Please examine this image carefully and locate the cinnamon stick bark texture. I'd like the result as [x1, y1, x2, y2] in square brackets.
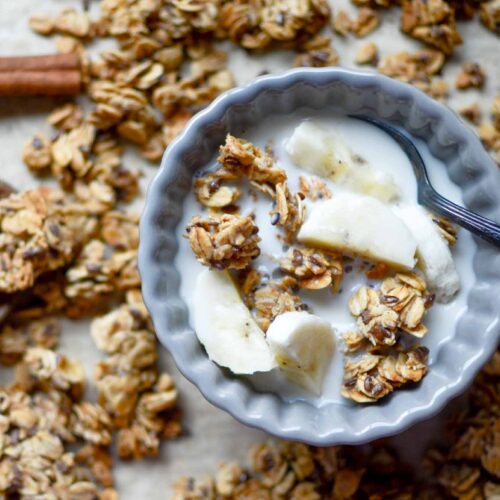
[0, 53, 81, 96]
[0, 53, 80, 73]
[0, 70, 81, 96]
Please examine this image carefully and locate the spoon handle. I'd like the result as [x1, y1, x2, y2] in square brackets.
[421, 187, 500, 247]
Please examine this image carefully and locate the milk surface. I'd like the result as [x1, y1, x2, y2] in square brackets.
[175, 111, 476, 407]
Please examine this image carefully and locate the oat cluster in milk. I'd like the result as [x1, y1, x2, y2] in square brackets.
[182, 118, 462, 404]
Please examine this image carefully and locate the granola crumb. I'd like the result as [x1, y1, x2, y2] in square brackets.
[350, 8, 380, 37]
[456, 63, 486, 90]
[459, 102, 482, 125]
[355, 42, 379, 65]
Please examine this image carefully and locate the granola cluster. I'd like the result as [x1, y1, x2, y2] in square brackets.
[172, 348, 499, 498]
[400, 0, 463, 55]
[279, 247, 343, 292]
[341, 273, 433, 403]
[347, 273, 433, 348]
[341, 347, 429, 402]
[0, 188, 97, 294]
[186, 214, 261, 270]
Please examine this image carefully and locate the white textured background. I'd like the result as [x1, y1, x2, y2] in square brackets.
[0, 1, 498, 497]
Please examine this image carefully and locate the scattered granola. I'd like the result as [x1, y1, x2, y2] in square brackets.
[91, 291, 181, 459]
[348, 273, 433, 347]
[456, 63, 486, 90]
[186, 214, 261, 270]
[13, 0, 500, 495]
[0, 347, 116, 498]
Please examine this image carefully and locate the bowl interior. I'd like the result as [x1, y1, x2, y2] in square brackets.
[139, 68, 500, 445]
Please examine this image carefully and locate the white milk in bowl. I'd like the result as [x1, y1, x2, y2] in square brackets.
[175, 111, 476, 407]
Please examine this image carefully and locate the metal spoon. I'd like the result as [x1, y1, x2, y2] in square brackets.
[349, 114, 500, 248]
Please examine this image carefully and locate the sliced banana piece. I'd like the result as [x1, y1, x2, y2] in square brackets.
[286, 120, 351, 180]
[193, 269, 277, 374]
[397, 205, 460, 303]
[286, 121, 398, 202]
[298, 193, 417, 269]
[266, 311, 335, 395]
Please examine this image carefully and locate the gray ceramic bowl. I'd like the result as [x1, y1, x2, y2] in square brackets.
[139, 68, 500, 446]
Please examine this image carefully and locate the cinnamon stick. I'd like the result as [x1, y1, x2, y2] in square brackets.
[0, 53, 80, 73]
[0, 70, 81, 96]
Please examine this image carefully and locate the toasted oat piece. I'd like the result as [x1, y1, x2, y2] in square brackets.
[186, 214, 260, 270]
[298, 175, 332, 201]
[431, 214, 458, 245]
[280, 247, 343, 292]
[378, 49, 445, 82]
[0, 317, 60, 366]
[350, 8, 380, 37]
[294, 35, 339, 68]
[22, 134, 53, 173]
[456, 63, 486, 90]
[355, 42, 379, 65]
[492, 94, 500, 130]
[480, 0, 500, 34]
[194, 170, 240, 208]
[270, 182, 305, 243]
[348, 273, 434, 346]
[458, 102, 482, 125]
[333, 9, 352, 36]
[341, 346, 429, 403]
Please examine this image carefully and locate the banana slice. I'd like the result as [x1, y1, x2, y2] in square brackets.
[266, 311, 335, 395]
[298, 193, 417, 269]
[397, 205, 460, 303]
[286, 121, 398, 202]
[286, 120, 351, 180]
[193, 269, 277, 374]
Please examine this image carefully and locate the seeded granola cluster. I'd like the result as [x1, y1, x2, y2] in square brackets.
[186, 214, 261, 270]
